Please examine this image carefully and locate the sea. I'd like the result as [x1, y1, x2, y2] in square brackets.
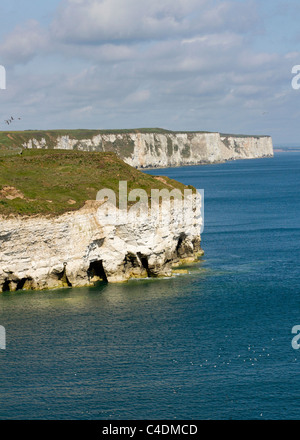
[0, 152, 299, 420]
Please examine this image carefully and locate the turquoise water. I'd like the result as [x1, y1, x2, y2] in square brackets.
[0, 152, 300, 420]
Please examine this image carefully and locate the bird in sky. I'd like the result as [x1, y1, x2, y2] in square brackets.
[2, 116, 21, 126]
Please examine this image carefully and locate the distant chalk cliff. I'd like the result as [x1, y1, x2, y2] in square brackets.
[21, 130, 274, 168]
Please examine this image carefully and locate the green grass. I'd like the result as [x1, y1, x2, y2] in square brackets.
[0, 128, 174, 153]
[0, 149, 193, 217]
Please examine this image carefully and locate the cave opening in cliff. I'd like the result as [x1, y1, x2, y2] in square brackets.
[2, 279, 11, 292]
[137, 253, 154, 278]
[124, 252, 139, 269]
[16, 277, 32, 291]
[88, 260, 108, 283]
[57, 264, 72, 287]
[176, 233, 187, 257]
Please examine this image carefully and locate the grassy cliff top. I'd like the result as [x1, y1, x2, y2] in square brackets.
[0, 149, 193, 217]
[0, 128, 173, 154]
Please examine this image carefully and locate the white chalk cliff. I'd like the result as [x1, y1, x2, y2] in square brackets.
[0, 196, 203, 292]
[22, 131, 274, 168]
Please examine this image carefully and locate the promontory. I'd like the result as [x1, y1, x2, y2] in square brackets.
[0, 128, 273, 292]
[0, 150, 203, 292]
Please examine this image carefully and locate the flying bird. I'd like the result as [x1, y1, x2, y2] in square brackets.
[2, 116, 21, 126]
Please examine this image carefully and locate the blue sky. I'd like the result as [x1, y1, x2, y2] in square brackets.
[0, 0, 300, 145]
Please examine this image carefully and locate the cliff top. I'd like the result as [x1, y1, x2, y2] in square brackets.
[0, 149, 192, 217]
[0, 128, 271, 156]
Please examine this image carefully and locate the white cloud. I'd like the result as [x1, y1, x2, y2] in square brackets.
[51, 0, 204, 43]
[125, 89, 151, 104]
[0, 20, 48, 65]
[50, 0, 258, 44]
[0, 0, 298, 143]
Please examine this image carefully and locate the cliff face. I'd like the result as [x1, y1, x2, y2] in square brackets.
[0, 196, 203, 292]
[22, 131, 274, 168]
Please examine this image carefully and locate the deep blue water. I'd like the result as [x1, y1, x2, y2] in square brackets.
[0, 152, 300, 420]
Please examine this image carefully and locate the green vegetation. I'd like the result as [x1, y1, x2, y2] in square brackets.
[0, 128, 174, 154]
[181, 144, 191, 158]
[167, 137, 173, 156]
[0, 149, 193, 217]
[104, 136, 135, 158]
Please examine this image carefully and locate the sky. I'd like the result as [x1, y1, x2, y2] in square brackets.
[1, 0, 300, 145]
